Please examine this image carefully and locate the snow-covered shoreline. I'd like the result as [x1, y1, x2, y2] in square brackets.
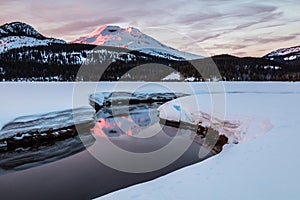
[97, 82, 300, 200]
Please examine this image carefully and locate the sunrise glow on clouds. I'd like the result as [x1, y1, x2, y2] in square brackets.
[1, 0, 299, 57]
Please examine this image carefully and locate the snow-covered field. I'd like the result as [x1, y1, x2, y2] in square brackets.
[1, 81, 298, 128]
[94, 82, 300, 200]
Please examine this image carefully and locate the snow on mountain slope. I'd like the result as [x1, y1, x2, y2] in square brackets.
[0, 36, 66, 53]
[264, 45, 300, 63]
[265, 46, 300, 57]
[0, 22, 66, 53]
[71, 25, 202, 61]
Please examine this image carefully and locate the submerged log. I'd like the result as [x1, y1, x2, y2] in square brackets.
[0, 122, 93, 153]
[159, 119, 229, 154]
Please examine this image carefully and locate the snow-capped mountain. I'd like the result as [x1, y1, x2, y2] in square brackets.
[0, 22, 66, 53]
[0, 21, 45, 39]
[71, 25, 202, 61]
[264, 45, 300, 64]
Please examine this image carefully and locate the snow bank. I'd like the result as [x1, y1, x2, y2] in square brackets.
[98, 83, 300, 200]
[158, 94, 274, 143]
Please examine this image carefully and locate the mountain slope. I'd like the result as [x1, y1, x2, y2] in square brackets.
[71, 25, 202, 61]
[263, 45, 300, 64]
[0, 22, 66, 53]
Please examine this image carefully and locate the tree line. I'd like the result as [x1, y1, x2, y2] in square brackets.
[0, 44, 299, 81]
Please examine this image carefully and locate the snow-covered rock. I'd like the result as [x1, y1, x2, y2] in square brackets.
[0, 107, 95, 140]
[89, 91, 187, 109]
[158, 94, 274, 144]
[71, 25, 202, 61]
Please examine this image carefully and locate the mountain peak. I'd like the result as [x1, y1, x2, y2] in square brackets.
[0, 22, 66, 53]
[0, 21, 45, 39]
[72, 25, 142, 47]
[71, 24, 202, 60]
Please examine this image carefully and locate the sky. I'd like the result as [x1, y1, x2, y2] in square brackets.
[1, 0, 299, 57]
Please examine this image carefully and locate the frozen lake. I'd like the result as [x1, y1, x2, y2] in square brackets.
[1, 81, 299, 129]
[0, 81, 299, 199]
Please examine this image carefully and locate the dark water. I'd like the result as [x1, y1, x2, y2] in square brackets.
[0, 131, 212, 200]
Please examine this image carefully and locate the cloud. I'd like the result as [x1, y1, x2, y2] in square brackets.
[256, 23, 285, 30]
[197, 33, 223, 43]
[231, 7, 283, 31]
[176, 13, 223, 24]
[0, 0, 19, 4]
[233, 51, 248, 57]
[47, 17, 125, 35]
[243, 35, 297, 44]
[214, 44, 248, 51]
[0, 0, 299, 57]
